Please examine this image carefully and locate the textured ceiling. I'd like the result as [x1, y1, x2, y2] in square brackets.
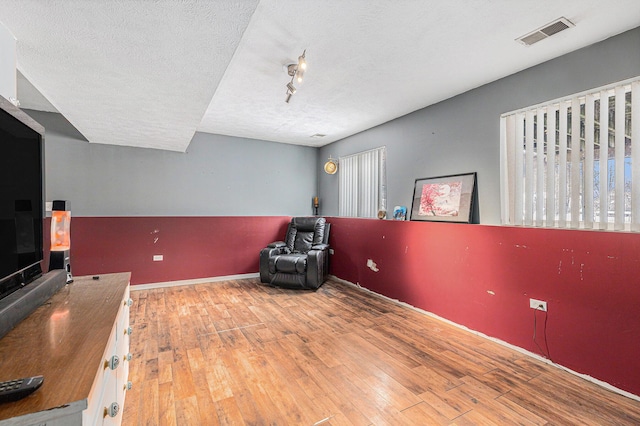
[1, 1, 640, 151]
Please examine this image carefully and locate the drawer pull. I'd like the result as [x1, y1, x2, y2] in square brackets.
[125, 326, 133, 336]
[104, 401, 120, 418]
[125, 381, 133, 391]
[126, 353, 133, 361]
[126, 298, 133, 307]
[104, 355, 120, 370]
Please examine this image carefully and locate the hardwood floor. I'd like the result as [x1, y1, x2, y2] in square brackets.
[122, 278, 640, 425]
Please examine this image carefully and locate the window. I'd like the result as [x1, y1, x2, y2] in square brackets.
[501, 77, 640, 231]
[339, 147, 387, 218]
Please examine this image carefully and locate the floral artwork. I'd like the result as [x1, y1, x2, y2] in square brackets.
[410, 173, 476, 223]
[419, 182, 461, 217]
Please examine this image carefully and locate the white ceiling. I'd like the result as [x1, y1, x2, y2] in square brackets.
[1, 1, 639, 152]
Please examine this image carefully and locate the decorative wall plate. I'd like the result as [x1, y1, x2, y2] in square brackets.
[324, 159, 338, 174]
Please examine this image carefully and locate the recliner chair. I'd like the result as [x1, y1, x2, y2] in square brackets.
[259, 217, 330, 289]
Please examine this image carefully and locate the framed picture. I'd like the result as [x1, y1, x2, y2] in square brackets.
[392, 206, 407, 220]
[410, 172, 477, 223]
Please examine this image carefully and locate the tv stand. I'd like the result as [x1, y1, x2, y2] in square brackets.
[0, 269, 67, 339]
[0, 273, 131, 425]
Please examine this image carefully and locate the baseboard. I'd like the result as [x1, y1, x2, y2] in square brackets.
[328, 274, 640, 402]
[131, 273, 260, 291]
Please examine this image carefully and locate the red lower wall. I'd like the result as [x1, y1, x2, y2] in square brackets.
[327, 217, 640, 397]
[45, 215, 640, 397]
[44, 216, 291, 285]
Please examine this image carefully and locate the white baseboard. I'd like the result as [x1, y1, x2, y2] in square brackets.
[328, 275, 640, 402]
[131, 273, 260, 291]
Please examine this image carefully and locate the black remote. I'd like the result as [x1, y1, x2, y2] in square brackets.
[0, 376, 44, 403]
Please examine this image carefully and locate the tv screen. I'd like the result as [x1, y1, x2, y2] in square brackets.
[0, 98, 44, 299]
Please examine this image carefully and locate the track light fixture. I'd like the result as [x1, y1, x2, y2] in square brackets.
[285, 76, 296, 103]
[284, 49, 306, 103]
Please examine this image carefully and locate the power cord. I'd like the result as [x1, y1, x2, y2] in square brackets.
[533, 306, 551, 361]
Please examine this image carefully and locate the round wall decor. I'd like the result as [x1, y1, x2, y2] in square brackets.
[324, 159, 338, 174]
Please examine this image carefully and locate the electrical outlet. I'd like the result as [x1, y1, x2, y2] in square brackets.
[153, 255, 163, 261]
[529, 298, 547, 311]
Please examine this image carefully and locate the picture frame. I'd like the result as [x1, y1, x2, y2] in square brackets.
[410, 172, 477, 223]
[392, 206, 407, 220]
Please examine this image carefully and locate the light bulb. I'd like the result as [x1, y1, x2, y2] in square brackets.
[298, 50, 306, 70]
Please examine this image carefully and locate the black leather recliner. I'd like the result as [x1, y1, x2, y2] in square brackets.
[259, 217, 330, 290]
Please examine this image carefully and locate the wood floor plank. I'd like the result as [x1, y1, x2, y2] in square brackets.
[485, 395, 547, 425]
[476, 367, 528, 395]
[219, 349, 287, 425]
[302, 364, 373, 425]
[315, 333, 423, 411]
[501, 377, 604, 424]
[362, 325, 435, 369]
[338, 332, 436, 395]
[360, 368, 424, 412]
[253, 350, 329, 425]
[401, 401, 451, 425]
[174, 395, 201, 425]
[169, 349, 196, 401]
[527, 374, 639, 425]
[204, 356, 234, 402]
[140, 377, 160, 426]
[317, 364, 417, 426]
[186, 347, 221, 425]
[123, 278, 640, 425]
[144, 358, 159, 382]
[214, 396, 246, 426]
[411, 365, 465, 393]
[453, 407, 503, 426]
[158, 381, 177, 426]
[157, 350, 173, 385]
[417, 387, 475, 420]
[535, 365, 640, 421]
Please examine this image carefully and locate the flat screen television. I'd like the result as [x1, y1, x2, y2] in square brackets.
[0, 96, 45, 301]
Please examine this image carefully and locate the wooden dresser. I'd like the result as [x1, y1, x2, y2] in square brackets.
[0, 272, 131, 425]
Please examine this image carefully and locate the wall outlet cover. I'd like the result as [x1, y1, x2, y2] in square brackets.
[529, 298, 547, 311]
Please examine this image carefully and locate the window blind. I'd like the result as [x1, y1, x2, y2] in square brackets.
[501, 77, 640, 231]
[338, 147, 386, 218]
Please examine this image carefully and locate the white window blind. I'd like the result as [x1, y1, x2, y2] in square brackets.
[339, 147, 386, 218]
[501, 77, 640, 231]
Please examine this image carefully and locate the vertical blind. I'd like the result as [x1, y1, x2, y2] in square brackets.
[339, 147, 386, 218]
[501, 77, 640, 231]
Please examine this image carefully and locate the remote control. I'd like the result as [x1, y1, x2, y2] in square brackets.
[0, 376, 44, 403]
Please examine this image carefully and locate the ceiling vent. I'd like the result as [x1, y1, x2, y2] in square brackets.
[517, 17, 574, 46]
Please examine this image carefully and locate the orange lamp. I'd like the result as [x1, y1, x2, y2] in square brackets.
[50, 210, 71, 251]
[49, 200, 73, 283]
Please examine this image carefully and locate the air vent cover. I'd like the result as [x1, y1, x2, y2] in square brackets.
[517, 17, 574, 46]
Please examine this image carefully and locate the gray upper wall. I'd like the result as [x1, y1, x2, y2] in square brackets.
[318, 27, 640, 224]
[26, 26, 640, 219]
[30, 110, 318, 217]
